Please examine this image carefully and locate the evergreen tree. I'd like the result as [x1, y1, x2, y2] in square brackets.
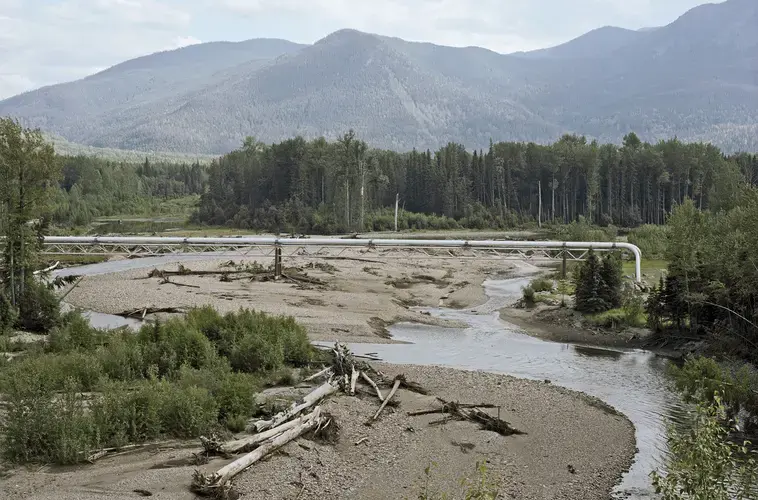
[600, 253, 623, 308]
[574, 249, 612, 313]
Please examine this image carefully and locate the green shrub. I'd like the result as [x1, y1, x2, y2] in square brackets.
[48, 311, 103, 353]
[0, 352, 104, 392]
[554, 219, 617, 242]
[621, 286, 646, 327]
[670, 357, 758, 430]
[651, 392, 757, 500]
[224, 414, 249, 433]
[628, 224, 668, 260]
[530, 277, 554, 293]
[92, 380, 165, 447]
[175, 366, 257, 427]
[17, 281, 60, 332]
[522, 285, 536, 306]
[98, 332, 145, 381]
[215, 373, 257, 426]
[160, 384, 219, 438]
[231, 331, 284, 373]
[275, 316, 311, 366]
[2, 378, 98, 464]
[137, 319, 216, 377]
[185, 306, 225, 342]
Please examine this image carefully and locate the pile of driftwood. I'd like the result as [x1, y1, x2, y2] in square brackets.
[408, 398, 525, 437]
[144, 263, 327, 288]
[190, 342, 522, 499]
[191, 343, 395, 499]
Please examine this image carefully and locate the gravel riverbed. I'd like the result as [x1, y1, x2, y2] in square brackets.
[1, 365, 635, 500]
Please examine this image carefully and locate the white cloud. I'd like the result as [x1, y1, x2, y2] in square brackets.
[164, 35, 202, 51]
[0, 0, 195, 99]
[0, 0, 715, 100]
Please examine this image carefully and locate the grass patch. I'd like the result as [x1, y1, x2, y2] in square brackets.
[622, 259, 669, 283]
[586, 308, 647, 329]
[0, 306, 317, 465]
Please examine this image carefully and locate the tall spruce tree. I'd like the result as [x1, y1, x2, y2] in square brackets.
[600, 253, 623, 308]
[575, 249, 612, 313]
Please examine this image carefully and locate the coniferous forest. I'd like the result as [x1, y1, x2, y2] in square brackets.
[192, 132, 758, 233]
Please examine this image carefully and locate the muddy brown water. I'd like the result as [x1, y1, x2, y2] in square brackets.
[55, 257, 683, 499]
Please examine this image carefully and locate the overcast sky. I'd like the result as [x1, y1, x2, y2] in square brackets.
[0, 0, 719, 99]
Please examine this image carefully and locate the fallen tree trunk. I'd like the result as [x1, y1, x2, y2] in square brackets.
[34, 261, 60, 275]
[193, 408, 322, 497]
[280, 272, 325, 286]
[411, 398, 525, 437]
[253, 381, 338, 432]
[117, 306, 186, 318]
[303, 366, 332, 382]
[219, 409, 319, 455]
[407, 403, 496, 416]
[372, 376, 402, 421]
[360, 372, 384, 402]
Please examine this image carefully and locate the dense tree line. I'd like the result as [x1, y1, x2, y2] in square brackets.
[195, 132, 755, 233]
[52, 156, 206, 226]
[646, 190, 758, 363]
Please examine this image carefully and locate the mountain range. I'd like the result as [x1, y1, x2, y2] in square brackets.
[1, 0, 756, 154]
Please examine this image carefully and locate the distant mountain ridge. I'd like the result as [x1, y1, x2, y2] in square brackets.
[1, 0, 756, 154]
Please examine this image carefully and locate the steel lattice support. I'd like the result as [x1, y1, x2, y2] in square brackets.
[34, 236, 642, 281]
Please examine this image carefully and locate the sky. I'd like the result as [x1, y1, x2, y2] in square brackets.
[0, 0, 721, 100]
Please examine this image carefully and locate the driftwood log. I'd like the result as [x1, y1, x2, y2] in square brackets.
[219, 412, 317, 455]
[372, 376, 402, 421]
[193, 408, 323, 498]
[187, 344, 431, 497]
[303, 366, 332, 382]
[360, 372, 384, 402]
[252, 381, 338, 432]
[410, 398, 525, 437]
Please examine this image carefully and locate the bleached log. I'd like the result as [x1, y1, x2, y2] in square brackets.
[253, 381, 337, 432]
[372, 376, 402, 420]
[349, 367, 359, 395]
[34, 261, 60, 275]
[224, 411, 315, 454]
[303, 366, 332, 382]
[359, 372, 384, 402]
[194, 408, 322, 496]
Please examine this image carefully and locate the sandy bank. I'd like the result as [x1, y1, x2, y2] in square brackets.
[0, 364, 635, 500]
[64, 251, 513, 344]
[499, 304, 652, 349]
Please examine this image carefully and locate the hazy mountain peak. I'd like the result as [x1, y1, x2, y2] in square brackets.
[316, 29, 381, 46]
[0, 0, 755, 154]
[519, 25, 640, 59]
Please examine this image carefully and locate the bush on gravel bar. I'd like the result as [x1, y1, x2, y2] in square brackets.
[0, 306, 314, 464]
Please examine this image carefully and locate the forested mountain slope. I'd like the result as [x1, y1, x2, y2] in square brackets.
[0, 0, 755, 154]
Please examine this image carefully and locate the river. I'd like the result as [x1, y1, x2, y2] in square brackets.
[55, 257, 684, 499]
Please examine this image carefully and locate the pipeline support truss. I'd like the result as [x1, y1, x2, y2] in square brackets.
[37, 236, 643, 282]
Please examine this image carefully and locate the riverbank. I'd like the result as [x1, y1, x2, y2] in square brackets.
[0, 364, 636, 500]
[62, 250, 512, 344]
[499, 304, 652, 350]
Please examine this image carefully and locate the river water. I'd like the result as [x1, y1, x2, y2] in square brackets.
[55, 257, 683, 498]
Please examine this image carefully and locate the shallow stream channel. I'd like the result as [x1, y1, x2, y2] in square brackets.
[55, 258, 684, 499]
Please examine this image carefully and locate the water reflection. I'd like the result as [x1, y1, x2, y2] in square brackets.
[573, 344, 625, 360]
